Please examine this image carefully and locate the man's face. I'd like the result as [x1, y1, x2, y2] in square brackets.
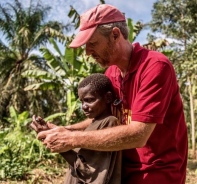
[78, 84, 108, 119]
[85, 29, 116, 68]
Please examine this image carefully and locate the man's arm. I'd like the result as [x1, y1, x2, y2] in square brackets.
[38, 121, 156, 152]
[75, 121, 156, 151]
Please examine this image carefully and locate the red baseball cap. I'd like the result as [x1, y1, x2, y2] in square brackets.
[69, 4, 126, 48]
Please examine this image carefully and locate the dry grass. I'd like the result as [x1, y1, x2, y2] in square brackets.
[186, 159, 197, 184]
[1, 160, 196, 184]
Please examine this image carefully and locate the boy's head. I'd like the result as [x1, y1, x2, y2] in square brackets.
[78, 73, 114, 119]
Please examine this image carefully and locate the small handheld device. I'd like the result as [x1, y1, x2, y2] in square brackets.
[34, 116, 49, 132]
[35, 116, 47, 126]
[35, 117, 40, 122]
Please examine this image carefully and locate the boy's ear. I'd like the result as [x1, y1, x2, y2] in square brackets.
[105, 91, 114, 103]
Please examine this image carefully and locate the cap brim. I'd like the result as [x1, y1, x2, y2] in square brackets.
[69, 26, 97, 48]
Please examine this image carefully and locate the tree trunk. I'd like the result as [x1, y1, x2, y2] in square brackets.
[188, 75, 196, 159]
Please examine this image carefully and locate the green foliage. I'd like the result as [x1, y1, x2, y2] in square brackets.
[0, 106, 66, 180]
[151, 0, 197, 40]
[0, 106, 54, 179]
[127, 18, 143, 42]
[0, 0, 69, 124]
[100, 0, 106, 4]
[68, 6, 80, 30]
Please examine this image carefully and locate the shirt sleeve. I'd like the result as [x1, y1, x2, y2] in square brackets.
[132, 60, 177, 124]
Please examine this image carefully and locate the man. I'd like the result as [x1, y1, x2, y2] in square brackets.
[31, 4, 188, 184]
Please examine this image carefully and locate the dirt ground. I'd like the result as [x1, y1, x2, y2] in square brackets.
[1, 159, 197, 184]
[186, 159, 197, 184]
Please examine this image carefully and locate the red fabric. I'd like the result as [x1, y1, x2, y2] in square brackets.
[105, 43, 188, 184]
[69, 4, 126, 48]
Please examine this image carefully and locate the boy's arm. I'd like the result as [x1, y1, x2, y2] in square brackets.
[65, 118, 92, 131]
[30, 115, 92, 132]
[60, 150, 77, 167]
[30, 115, 78, 167]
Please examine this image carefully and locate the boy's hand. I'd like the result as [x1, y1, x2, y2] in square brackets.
[30, 115, 56, 133]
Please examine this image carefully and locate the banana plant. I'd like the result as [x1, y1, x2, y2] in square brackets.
[0, 0, 71, 123]
[22, 38, 102, 123]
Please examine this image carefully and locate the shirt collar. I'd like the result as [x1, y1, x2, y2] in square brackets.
[110, 42, 144, 78]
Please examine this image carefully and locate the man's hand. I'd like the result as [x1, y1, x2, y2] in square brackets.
[37, 126, 74, 153]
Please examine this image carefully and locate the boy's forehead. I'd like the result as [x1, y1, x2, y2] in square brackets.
[78, 85, 101, 95]
[78, 84, 94, 93]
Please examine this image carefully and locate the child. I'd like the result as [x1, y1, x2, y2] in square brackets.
[62, 73, 122, 184]
[32, 73, 122, 184]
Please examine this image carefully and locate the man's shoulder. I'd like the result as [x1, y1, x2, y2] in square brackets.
[133, 42, 169, 61]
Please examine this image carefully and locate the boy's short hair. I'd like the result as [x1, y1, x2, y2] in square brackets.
[78, 73, 114, 96]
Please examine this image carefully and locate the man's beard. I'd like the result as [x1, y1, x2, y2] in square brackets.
[96, 41, 115, 68]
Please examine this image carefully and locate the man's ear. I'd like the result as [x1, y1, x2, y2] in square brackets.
[111, 27, 121, 41]
[105, 91, 114, 103]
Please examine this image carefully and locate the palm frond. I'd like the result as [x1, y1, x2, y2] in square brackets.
[0, 4, 15, 40]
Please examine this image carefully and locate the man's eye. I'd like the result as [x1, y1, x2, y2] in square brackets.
[90, 42, 96, 47]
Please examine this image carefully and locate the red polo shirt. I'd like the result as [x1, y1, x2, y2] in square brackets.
[105, 43, 188, 184]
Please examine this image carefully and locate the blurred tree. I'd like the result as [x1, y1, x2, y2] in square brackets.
[0, 0, 69, 124]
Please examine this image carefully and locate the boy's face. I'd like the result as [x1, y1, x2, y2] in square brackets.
[78, 84, 109, 119]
